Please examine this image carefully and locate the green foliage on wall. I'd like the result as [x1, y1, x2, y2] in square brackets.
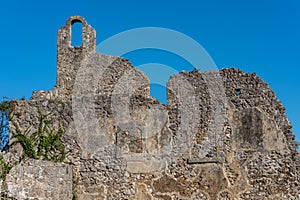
[0, 100, 9, 112]
[0, 155, 12, 181]
[10, 109, 67, 162]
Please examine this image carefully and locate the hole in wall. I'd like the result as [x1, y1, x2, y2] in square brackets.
[235, 89, 241, 95]
[72, 21, 82, 46]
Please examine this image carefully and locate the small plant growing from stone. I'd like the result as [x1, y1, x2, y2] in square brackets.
[10, 109, 67, 162]
[0, 154, 14, 199]
[0, 155, 12, 181]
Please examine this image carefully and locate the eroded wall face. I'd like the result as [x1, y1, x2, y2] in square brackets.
[5, 159, 72, 199]
[3, 17, 300, 200]
[7, 68, 300, 199]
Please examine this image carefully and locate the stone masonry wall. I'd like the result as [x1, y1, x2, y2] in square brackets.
[1, 16, 299, 199]
[6, 159, 72, 199]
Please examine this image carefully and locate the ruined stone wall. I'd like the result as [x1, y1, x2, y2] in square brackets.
[56, 16, 96, 98]
[5, 159, 72, 199]
[1, 16, 299, 200]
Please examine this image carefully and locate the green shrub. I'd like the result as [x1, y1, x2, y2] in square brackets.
[10, 109, 67, 162]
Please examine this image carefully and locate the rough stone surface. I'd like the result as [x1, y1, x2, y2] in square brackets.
[1, 16, 299, 199]
[6, 159, 72, 199]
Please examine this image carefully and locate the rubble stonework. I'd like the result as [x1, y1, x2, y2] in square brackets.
[2, 16, 299, 199]
[5, 159, 72, 199]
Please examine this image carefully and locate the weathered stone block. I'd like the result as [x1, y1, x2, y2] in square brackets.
[5, 159, 72, 200]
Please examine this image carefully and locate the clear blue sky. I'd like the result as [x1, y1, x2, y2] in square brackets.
[0, 1, 299, 144]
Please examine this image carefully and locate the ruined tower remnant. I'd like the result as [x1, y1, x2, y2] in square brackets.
[2, 16, 300, 199]
[56, 16, 96, 98]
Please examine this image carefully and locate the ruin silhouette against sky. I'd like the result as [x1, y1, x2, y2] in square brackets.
[0, 1, 299, 145]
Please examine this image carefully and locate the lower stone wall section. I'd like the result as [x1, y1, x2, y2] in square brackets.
[5, 159, 72, 200]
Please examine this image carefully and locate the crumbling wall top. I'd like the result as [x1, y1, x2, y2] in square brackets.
[56, 16, 96, 98]
[57, 15, 96, 50]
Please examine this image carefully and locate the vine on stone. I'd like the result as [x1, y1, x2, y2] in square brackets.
[10, 109, 67, 162]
